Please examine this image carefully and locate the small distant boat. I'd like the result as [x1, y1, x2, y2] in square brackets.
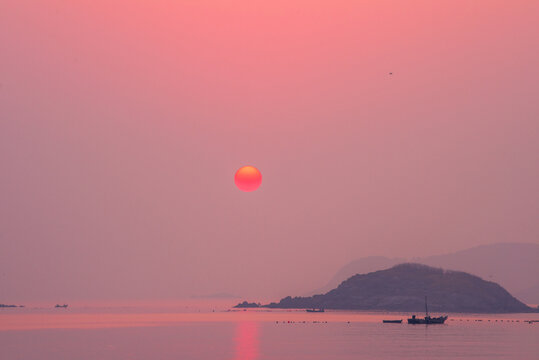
[383, 319, 403, 323]
[407, 296, 447, 325]
[408, 314, 447, 324]
[306, 308, 325, 313]
[55, 304, 68, 308]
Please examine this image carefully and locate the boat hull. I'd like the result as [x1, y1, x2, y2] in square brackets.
[407, 315, 448, 324]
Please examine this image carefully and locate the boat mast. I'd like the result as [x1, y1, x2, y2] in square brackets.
[425, 295, 429, 317]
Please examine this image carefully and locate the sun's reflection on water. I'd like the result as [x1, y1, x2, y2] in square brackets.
[233, 321, 259, 360]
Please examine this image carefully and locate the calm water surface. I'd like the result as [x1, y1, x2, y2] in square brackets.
[1, 304, 538, 359]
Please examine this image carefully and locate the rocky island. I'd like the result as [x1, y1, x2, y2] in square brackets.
[233, 301, 261, 308]
[264, 264, 538, 313]
[0, 304, 24, 308]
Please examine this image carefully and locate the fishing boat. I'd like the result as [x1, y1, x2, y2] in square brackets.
[382, 319, 403, 323]
[407, 296, 447, 324]
[306, 308, 325, 313]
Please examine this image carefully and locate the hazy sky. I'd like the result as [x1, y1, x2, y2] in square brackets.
[1, 0, 538, 303]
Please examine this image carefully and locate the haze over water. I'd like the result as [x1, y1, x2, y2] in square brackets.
[2, 1, 538, 358]
[1, 303, 538, 359]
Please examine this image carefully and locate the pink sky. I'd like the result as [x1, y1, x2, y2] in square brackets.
[1, 1, 538, 302]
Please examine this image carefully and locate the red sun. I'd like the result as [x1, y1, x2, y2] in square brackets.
[235, 166, 262, 192]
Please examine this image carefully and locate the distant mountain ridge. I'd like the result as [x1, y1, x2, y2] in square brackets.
[268, 263, 538, 313]
[308, 243, 539, 303]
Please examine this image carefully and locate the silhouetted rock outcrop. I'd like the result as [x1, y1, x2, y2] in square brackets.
[234, 301, 261, 308]
[267, 264, 537, 313]
[0, 304, 24, 308]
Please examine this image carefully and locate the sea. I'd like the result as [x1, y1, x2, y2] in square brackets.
[1, 301, 538, 360]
